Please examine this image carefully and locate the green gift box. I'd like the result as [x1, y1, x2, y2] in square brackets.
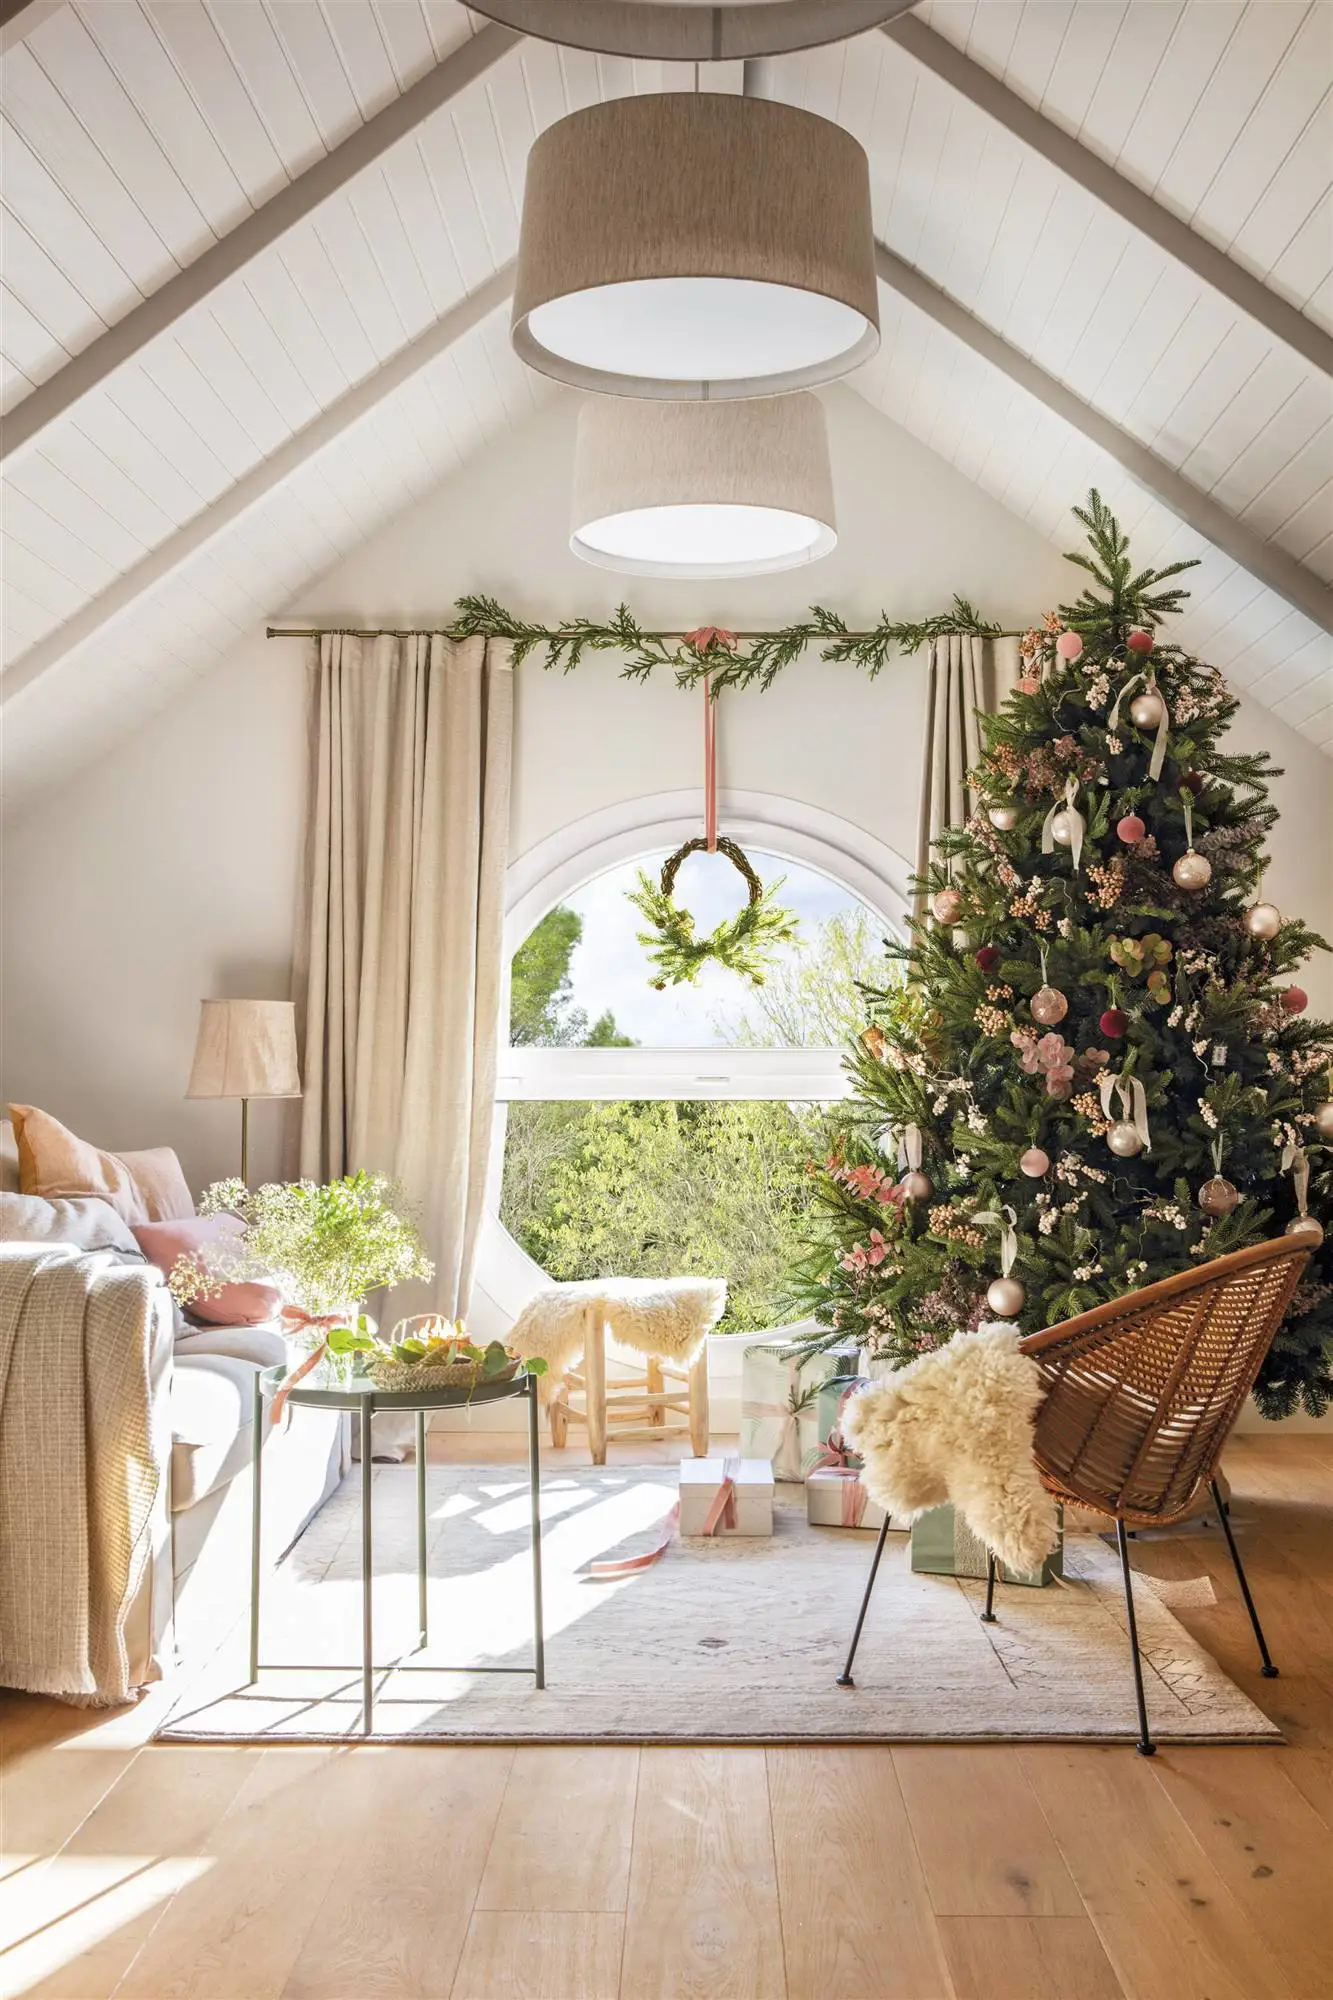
[813, 1374, 872, 1468]
[910, 1502, 1064, 1587]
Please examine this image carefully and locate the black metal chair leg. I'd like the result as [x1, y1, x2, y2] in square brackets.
[981, 1549, 998, 1623]
[837, 1513, 892, 1687]
[1210, 1476, 1278, 1678]
[1116, 1518, 1155, 1756]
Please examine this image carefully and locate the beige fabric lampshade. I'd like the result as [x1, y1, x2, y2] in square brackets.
[571, 392, 836, 578]
[512, 92, 878, 400]
[186, 1000, 302, 1101]
[471, 3, 913, 60]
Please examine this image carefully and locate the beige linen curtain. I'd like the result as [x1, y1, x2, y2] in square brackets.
[914, 631, 1020, 912]
[297, 632, 513, 1318]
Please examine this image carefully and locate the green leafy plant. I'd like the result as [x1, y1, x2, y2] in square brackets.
[168, 1170, 434, 1327]
[628, 836, 799, 988]
[371, 1317, 548, 1381]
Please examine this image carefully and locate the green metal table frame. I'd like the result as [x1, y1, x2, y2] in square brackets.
[251, 1365, 545, 1734]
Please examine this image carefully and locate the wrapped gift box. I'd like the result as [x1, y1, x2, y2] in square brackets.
[910, 1502, 1064, 1587]
[679, 1457, 774, 1537]
[813, 1373, 873, 1468]
[806, 1466, 886, 1531]
[740, 1341, 859, 1481]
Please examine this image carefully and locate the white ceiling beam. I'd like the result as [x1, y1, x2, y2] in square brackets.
[881, 14, 1333, 380]
[874, 241, 1333, 636]
[0, 20, 521, 463]
[0, 1, 59, 52]
[1, 265, 517, 711]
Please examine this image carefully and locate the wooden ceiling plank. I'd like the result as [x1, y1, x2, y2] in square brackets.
[874, 238, 1332, 635]
[0, 263, 516, 712]
[0, 19, 520, 463]
[881, 13, 1333, 378]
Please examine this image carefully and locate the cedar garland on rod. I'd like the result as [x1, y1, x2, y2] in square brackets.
[266, 593, 1013, 694]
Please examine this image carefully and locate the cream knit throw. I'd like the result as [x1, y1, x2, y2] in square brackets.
[0, 1244, 168, 1706]
[508, 1276, 727, 1394]
[843, 1323, 1059, 1576]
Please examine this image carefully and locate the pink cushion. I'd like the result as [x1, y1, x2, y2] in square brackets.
[132, 1215, 282, 1328]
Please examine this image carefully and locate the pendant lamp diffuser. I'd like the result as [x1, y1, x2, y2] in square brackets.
[513, 93, 878, 400]
[570, 394, 836, 579]
[471, 2, 917, 60]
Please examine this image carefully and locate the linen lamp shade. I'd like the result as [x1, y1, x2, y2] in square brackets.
[512, 92, 878, 400]
[470, 3, 915, 60]
[187, 1000, 301, 1185]
[187, 1001, 302, 1103]
[570, 393, 836, 578]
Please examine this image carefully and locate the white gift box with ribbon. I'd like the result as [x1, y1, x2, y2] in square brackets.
[678, 1456, 775, 1537]
[806, 1466, 887, 1531]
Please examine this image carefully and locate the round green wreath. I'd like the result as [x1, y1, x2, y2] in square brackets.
[628, 836, 800, 989]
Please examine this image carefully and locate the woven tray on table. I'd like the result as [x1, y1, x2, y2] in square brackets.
[361, 1353, 520, 1394]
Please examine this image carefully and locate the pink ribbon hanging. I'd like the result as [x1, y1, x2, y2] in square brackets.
[270, 1306, 352, 1425]
[703, 673, 718, 852]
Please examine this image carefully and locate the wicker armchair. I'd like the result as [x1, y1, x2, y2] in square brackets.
[838, 1236, 1312, 1753]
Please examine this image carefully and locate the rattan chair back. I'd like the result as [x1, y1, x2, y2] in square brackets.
[1019, 1237, 1310, 1524]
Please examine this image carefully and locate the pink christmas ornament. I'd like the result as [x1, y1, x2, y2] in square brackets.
[1017, 675, 1041, 695]
[1116, 813, 1146, 845]
[1055, 631, 1084, 661]
[1281, 987, 1309, 1015]
[931, 886, 964, 925]
[1019, 1147, 1051, 1177]
[1126, 628, 1154, 655]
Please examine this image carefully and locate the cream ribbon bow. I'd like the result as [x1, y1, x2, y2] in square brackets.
[1099, 1072, 1152, 1153]
[1041, 777, 1085, 870]
[1108, 671, 1170, 780]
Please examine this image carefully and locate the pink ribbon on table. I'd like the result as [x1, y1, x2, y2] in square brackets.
[270, 1307, 351, 1425]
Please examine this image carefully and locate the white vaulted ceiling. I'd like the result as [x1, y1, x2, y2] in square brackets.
[1, 1, 1330, 813]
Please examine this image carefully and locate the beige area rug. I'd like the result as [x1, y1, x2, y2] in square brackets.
[157, 1464, 1279, 1745]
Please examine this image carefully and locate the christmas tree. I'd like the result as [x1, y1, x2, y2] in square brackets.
[794, 493, 1333, 1419]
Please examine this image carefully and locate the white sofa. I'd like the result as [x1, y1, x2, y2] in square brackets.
[0, 1187, 347, 1673]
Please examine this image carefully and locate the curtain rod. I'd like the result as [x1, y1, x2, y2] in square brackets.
[266, 624, 1025, 640]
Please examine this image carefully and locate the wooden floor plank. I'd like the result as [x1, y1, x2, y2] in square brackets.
[1023, 1745, 1299, 2000]
[476, 1747, 637, 1913]
[1147, 1747, 1333, 1995]
[620, 1748, 786, 2000]
[894, 1746, 1083, 1917]
[10, 1746, 259, 2000]
[112, 1749, 372, 2000]
[281, 1746, 513, 1999]
[768, 1746, 952, 2000]
[450, 1910, 624, 1999]
[937, 1915, 1124, 2000]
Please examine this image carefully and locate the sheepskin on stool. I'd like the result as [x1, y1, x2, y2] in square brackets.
[842, 1324, 1059, 1575]
[507, 1276, 727, 1397]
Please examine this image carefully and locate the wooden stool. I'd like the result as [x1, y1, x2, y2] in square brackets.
[549, 1305, 710, 1464]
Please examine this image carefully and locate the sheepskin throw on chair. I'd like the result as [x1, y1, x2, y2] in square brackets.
[508, 1276, 727, 1390]
[844, 1324, 1060, 1576]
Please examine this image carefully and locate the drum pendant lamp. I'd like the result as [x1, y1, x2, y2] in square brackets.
[512, 92, 879, 400]
[570, 394, 837, 579]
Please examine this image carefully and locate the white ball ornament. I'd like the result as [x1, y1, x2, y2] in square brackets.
[1107, 1121, 1144, 1158]
[1020, 1147, 1051, 1178]
[1173, 850, 1213, 891]
[1050, 808, 1085, 848]
[1130, 690, 1167, 730]
[988, 802, 1020, 831]
[931, 887, 964, 925]
[1030, 985, 1069, 1026]
[1286, 1214, 1325, 1246]
[1199, 1177, 1240, 1216]
[986, 1275, 1026, 1318]
[1314, 1101, 1333, 1143]
[1244, 902, 1282, 940]
[899, 1170, 933, 1203]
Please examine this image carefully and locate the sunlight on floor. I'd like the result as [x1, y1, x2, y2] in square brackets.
[0, 1854, 212, 1994]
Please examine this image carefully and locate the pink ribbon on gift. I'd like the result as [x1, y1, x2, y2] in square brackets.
[810, 1429, 855, 1472]
[700, 1456, 741, 1535]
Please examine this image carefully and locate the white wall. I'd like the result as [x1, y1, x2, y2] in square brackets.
[3, 383, 1330, 1427]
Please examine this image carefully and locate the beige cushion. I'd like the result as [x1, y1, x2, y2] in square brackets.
[8, 1105, 193, 1223]
[0, 1190, 144, 1255]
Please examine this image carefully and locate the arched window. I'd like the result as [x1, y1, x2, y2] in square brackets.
[482, 794, 911, 1336]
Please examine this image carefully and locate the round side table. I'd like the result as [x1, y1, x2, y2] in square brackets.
[251, 1361, 545, 1734]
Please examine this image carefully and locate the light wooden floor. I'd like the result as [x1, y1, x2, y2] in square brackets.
[2, 1434, 1330, 2000]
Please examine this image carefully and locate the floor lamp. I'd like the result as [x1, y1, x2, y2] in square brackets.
[187, 999, 302, 1186]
